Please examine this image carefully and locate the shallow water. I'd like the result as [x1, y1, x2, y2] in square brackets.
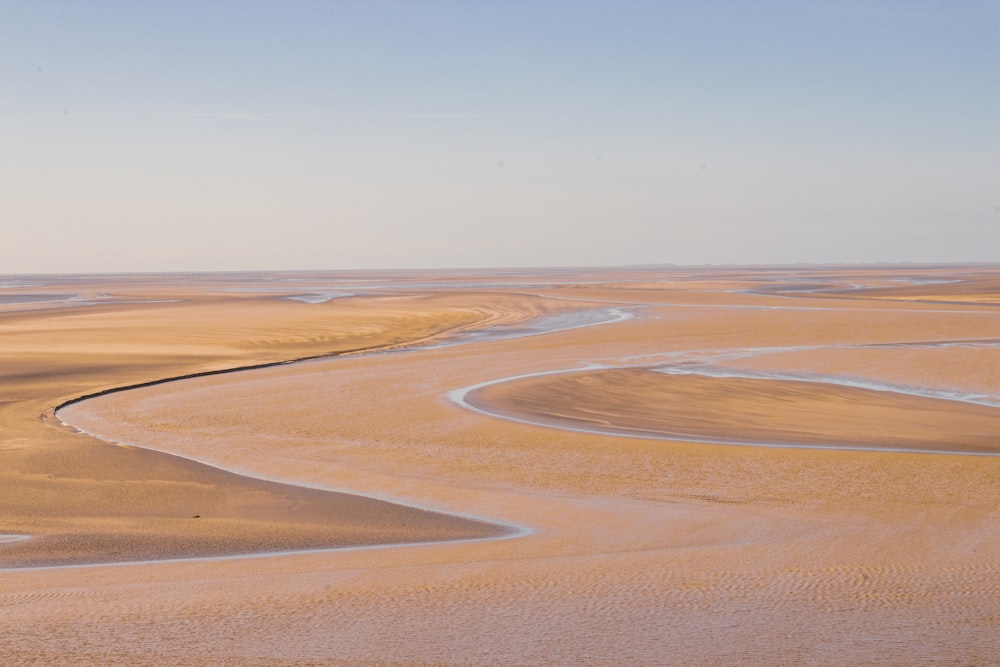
[0, 293, 75, 304]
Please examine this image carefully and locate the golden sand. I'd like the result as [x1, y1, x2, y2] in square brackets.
[0, 279, 567, 566]
[467, 367, 1000, 452]
[2, 266, 999, 665]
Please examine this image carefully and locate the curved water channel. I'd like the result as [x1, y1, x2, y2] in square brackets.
[33, 291, 1000, 569]
[27, 300, 633, 569]
[451, 336, 1000, 456]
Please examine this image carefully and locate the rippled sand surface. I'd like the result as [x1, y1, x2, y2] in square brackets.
[467, 368, 1000, 452]
[2, 266, 1000, 665]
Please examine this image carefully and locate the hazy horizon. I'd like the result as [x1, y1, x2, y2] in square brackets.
[5, 259, 1000, 281]
[3, 1, 998, 273]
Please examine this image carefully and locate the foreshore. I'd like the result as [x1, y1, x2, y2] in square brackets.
[2, 266, 999, 665]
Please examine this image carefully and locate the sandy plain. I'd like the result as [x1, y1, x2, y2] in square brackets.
[1, 265, 999, 665]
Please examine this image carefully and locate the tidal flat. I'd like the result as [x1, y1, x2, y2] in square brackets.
[2, 265, 999, 665]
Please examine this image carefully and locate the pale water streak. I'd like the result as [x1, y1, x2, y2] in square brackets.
[427, 306, 635, 348]
[450, 336, 1000, 456]
[47, 301, 634, 569]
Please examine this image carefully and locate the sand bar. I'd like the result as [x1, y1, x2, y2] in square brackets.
[463, 365, 1000, 454]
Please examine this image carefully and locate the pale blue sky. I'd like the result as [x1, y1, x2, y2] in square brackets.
[2, 1, 998, 273]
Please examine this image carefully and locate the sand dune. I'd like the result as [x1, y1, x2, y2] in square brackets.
[2, 266, 1000, 665]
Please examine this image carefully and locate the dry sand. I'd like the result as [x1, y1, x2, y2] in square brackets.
[2, 266, 999, 665]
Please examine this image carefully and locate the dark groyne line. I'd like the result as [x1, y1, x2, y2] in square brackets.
[49, 328, 460, 421]
[48, 301, 526, 419]
[50, 302, 637, 421]
[47, 296, 570, 420]
[50, 348, 368, 420]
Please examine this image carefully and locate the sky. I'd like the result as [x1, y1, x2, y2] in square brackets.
[2, 0, 998, 273]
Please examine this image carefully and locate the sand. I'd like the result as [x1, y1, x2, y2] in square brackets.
[465, 368, 1000, 452]
[2, 266, 999, 665]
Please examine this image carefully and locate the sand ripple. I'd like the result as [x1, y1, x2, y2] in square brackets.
[463, 366, 1000, 454]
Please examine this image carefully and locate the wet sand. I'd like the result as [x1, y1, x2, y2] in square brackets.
[0, 275, 565, 566]
[2, 266, 1000, 665]
[465, 367, 1000, 453]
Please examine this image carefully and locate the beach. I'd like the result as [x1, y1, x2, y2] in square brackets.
[2, 266, 999, 665]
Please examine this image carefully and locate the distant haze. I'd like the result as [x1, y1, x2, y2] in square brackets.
[2, 1, 998, 273]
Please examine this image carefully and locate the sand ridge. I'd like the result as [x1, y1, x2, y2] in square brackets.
[462, 360, 1000, 454]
